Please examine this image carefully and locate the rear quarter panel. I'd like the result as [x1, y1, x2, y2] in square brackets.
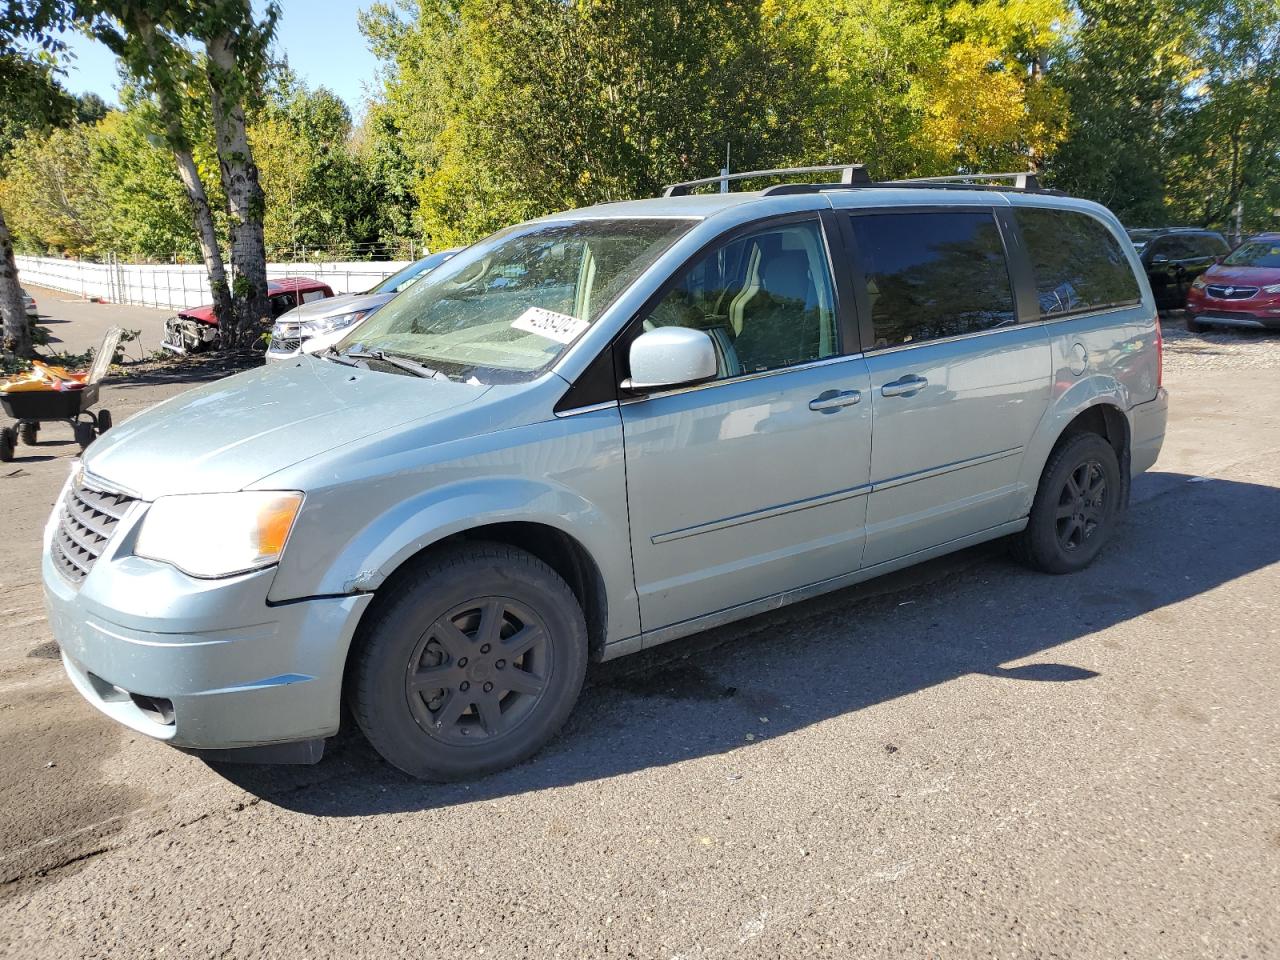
[1006, 197, 1162, 511]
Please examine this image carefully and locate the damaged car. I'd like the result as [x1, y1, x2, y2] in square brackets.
[162, 277, 335, 354]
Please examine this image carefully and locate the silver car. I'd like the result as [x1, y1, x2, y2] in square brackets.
[43, 167, 1168, 780]
[265, 250, 460, 361]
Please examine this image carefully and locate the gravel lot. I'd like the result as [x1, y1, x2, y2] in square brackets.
[0, 298, 1277, 958]
[1162, 310, 1280, 369]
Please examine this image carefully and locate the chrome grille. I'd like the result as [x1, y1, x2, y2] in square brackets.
[51, 480, 136, 584]
[1205, 284, 1258, 300]
[272, 337, 303, 352]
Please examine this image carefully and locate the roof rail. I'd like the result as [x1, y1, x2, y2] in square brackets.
[893, 171, 1043, 191]
[662, 164, 871, 197]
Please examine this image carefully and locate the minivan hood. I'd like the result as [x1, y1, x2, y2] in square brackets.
[84, 359, 491, 499]
[278, 291, 393, 322]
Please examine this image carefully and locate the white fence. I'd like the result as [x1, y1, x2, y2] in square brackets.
[14, 255, 408, 311]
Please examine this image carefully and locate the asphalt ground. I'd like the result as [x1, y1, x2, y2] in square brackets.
[0, 297, 1277, 958]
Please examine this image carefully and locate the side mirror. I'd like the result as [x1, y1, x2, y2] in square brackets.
[623, 327, 717, 393]
[1151, 254, 1170, 265]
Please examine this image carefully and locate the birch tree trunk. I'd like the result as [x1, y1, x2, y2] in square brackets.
[171, 143, 233, 328]
[206, 32, 269, 349]
[0, 205, 32, 359]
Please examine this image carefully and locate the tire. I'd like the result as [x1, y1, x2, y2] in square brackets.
[74, 421, 96, 451]
[96, 409, 112, 434]
[348, 541, 588, 780]
[1013, 432, 1122, 574]
[0, 427, 13, 463]
[1185, 315, 1208, 334]
[19, 422, 37, 446]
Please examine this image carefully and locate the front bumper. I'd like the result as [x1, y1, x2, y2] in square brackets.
[44, 534, 371, 751]
[1130, 387, 1168, 477]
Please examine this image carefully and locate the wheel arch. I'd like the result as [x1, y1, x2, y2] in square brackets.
[1026, 399, 1133, 514]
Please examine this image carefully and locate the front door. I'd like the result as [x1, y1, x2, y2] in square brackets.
[846, 209, 1052, 566]
[621, 216, 873, 633]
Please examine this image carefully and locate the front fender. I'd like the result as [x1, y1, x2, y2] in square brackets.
[265, 406, 640, 645]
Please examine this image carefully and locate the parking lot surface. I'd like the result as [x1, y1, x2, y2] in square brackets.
[1, 300, 1277, 958]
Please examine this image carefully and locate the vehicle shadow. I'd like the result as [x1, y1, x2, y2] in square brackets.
[210, 470, 1280, 814]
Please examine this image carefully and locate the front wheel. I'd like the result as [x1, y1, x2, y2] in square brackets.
[348, 542, 588, 780]
[1185, 314, 1208, 334]
[1013, 432, 1121, 574]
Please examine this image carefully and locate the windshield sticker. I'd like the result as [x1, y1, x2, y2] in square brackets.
[512, 307, 588, 344]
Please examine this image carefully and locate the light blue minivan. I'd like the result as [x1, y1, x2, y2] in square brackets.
[44, 166, 1167, 779]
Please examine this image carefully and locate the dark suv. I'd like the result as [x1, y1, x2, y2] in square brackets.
[1127, 228, 1230, 310]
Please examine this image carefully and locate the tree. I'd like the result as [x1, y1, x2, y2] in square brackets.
[0, 0, 77, 359]
[0, 121, 105, 256]
[194, 0, 279, 346]
[82, 2, 235, 329]
[253, 69, 386, 257]
[1164, 0, 1280, 239]
[362, 0, 817, 245]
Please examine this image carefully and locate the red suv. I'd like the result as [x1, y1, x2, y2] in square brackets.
[1186, 233, 1280, 333]
[162, 277, 335, 353]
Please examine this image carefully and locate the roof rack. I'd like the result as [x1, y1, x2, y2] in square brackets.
[662, 164, 871, 197]
[892, 171, 1043, 191]
[661, 165, 1054, 198]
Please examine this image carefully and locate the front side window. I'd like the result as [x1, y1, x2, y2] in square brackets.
[1017, 208, 1142, 317]
[342, 218, 694, 381]
[1223, 238, 1280, 269]
[642, 218, 839, 379]
[850, 211, 1016, 349]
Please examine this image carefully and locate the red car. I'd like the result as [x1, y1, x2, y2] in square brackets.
[162, 277, 335, 353]
[1185, 232, 1280, 333]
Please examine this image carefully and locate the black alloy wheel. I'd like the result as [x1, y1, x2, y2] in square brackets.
[349, 541, 588, 780]
[405, 597, 553, 746]
[1054, 459, 1108, 553]
[1013, 431, 1121, 574]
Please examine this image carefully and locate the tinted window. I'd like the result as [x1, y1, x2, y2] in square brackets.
[643, 219, 838, 378]
[1017, 208, 1142, 317]
[1149, 233, 1222, 261]
[850, 211, 1015, 349]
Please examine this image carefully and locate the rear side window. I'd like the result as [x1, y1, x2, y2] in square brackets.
[1017, 208, 1142, 317]
[850, 211, 1016, 349]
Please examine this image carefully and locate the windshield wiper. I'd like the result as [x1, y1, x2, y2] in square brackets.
[359, 349, 450, 380]
[319, 346, 360, 367]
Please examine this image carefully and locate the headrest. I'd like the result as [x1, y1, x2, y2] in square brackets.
[759, 251, 811, 303]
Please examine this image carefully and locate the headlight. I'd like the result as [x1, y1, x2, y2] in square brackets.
[1263, 283, 1280, 294]
[136, 491, 303, 578]
[1191, 277, 1207, 289]
[301, 311, 367, 335]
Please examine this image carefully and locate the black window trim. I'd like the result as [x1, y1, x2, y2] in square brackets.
[556, 208, 862, 411]
[841, 205, 1024, 353]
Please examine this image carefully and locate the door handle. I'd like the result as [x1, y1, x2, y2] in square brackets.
[808, 389, 862, 413]
[881, 375, 928, 398]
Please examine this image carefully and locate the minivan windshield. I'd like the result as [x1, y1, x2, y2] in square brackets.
[1222, 238, 1280, 269]
[338, 218, 695, 381]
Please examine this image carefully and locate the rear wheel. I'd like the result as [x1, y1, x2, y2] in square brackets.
[18, 422, 37, 446]
[1013, 432, 1121, 574]
[96, 409, 112, 434]
[0, 427, 14, 462]
[348, 541, 588, 780]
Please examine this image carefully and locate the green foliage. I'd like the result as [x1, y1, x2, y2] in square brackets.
[364, 0, 819, 245]
[253, 68, 388, 256]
